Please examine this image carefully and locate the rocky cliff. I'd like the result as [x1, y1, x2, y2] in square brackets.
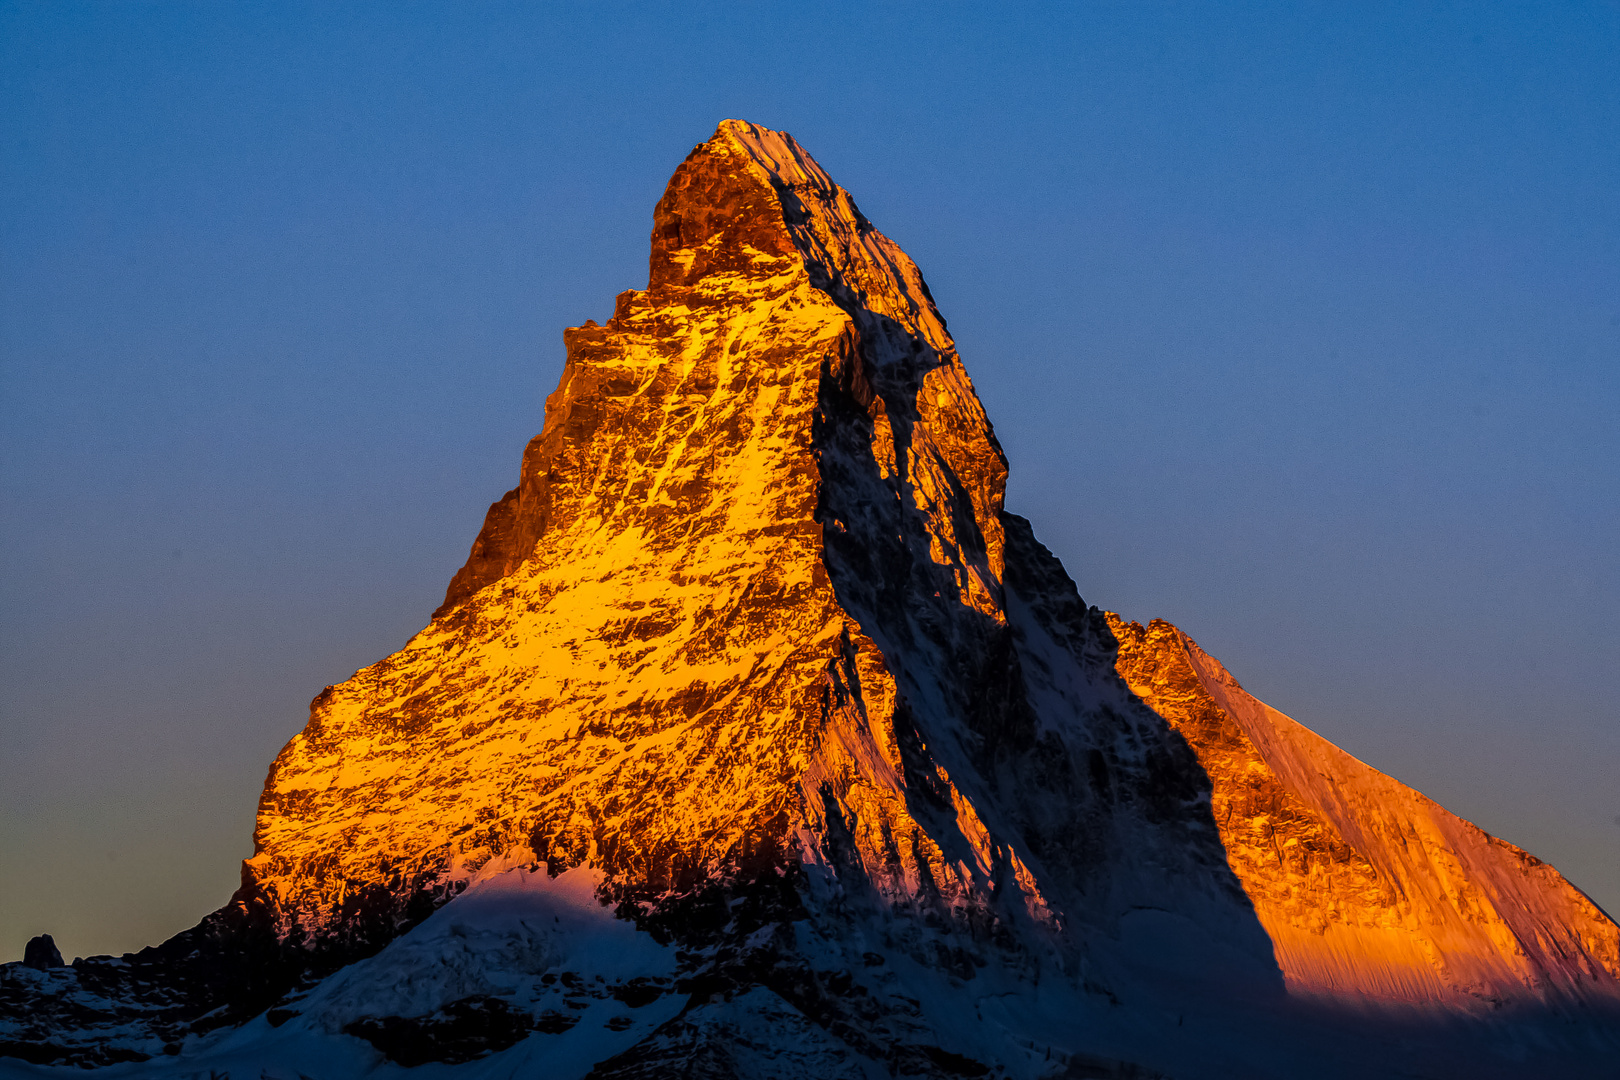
[244, 120, 1241, 952]
[3, 120, 1617, 1079]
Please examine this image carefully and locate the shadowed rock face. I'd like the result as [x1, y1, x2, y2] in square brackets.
[5, 121, 1618, 1077]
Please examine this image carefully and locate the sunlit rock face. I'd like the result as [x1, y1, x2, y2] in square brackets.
[7, 121, 1620, 1077]
[247, 120, 1243, 954]
[1110, 615, 1620, 1009]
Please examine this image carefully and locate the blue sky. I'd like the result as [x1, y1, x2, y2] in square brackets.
[2, 0, 1617, 958]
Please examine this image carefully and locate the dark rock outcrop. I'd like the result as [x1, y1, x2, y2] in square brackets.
[22, 935, 62, 971]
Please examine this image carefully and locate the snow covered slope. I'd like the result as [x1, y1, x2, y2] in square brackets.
[1111, 616, 1620, 1011]
[4, 121, 1618, 1078]
[4, 857, 1616, 1079]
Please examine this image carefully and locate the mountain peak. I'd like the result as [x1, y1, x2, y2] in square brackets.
[7, 122, 1618, 1077]
[647, 120, 952, 351]
[712, 119, 835, 187]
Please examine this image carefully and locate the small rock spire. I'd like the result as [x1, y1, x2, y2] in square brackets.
[23, 933, 64, 970]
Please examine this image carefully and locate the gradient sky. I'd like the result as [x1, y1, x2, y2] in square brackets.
[2, 1, 1616, 962]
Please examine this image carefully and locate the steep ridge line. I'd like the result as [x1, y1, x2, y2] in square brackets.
[1109, 614, 1620, 1009]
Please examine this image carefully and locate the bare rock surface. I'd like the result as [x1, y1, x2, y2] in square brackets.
[21, 938, 61, 973]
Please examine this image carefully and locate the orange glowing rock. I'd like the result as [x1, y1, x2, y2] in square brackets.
[247, 120, 1066, 944]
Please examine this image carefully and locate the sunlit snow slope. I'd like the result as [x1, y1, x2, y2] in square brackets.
[1111, 615, 1620, 1009]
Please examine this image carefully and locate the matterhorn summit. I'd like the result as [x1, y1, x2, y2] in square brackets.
[4, 120, 1617, 1079]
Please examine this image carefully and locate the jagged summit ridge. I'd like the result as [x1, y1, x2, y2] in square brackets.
[709, 120, 953, 350]
[439, 119, 971, 615]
